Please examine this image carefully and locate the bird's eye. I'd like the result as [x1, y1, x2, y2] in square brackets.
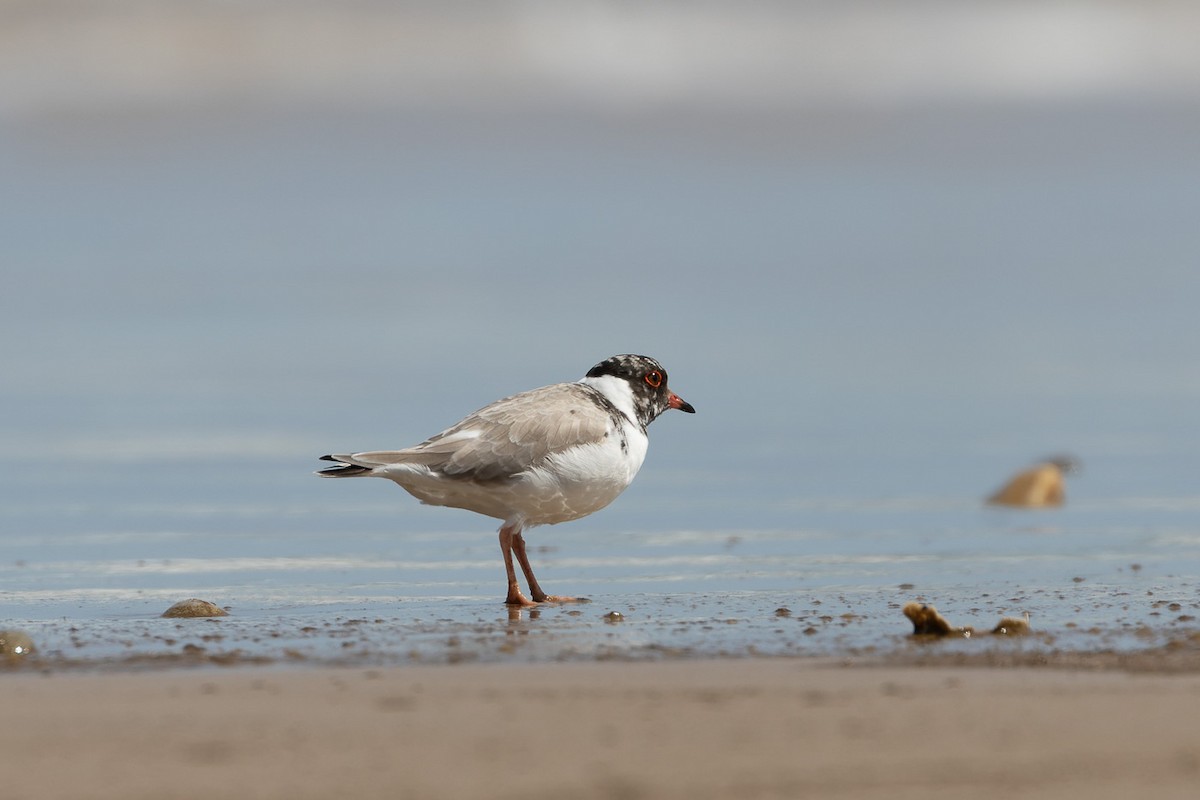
[644, 371, 663, 388]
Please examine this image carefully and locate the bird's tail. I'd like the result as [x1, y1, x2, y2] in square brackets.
[316, 454, 374, 478]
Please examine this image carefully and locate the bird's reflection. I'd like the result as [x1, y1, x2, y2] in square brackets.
[506, 605, 542, 625]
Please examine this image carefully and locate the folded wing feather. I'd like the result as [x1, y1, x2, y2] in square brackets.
[330, 383, 613, 483]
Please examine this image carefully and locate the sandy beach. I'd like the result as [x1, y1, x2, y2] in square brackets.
[4, 657, 1199, 800]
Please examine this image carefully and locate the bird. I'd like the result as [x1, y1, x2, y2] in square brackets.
[316, 354, 695, 606]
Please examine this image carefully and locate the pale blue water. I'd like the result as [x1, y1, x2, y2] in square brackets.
[3, 486, 1199, 666]
[2, 6, 1199, 667]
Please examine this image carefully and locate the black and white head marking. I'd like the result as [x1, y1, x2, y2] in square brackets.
[583, 354, 695, 431]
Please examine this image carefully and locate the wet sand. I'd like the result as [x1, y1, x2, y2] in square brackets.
[4, 656, 1200, 800]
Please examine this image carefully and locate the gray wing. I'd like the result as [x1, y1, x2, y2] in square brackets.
[338, 383, 614, 482]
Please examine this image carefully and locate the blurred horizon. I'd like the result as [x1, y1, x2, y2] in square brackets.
[5, 1, 1200, 115]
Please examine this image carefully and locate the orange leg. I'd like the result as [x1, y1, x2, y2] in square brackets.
[510, 528, 551, 602]
[499, 524, 536, 606]
[498, 524, 583, 605]
[509, 526, 582, 604]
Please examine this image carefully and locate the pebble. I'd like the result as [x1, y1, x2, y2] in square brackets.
[0, 630, 35, 659]
[162, 599, 229, 618]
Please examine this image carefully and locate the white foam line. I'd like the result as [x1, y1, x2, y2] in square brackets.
[9, 556, 497, 576]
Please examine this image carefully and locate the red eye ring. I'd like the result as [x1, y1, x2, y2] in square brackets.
[644, 371, 663, 389]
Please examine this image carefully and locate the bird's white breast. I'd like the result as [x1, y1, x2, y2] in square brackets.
[518, 418, 648, 525]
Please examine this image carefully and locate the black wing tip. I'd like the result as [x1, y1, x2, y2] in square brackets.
[316, 463, 372, 478]
[316, 454, 372, 477]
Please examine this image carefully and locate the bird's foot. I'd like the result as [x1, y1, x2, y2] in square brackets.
[505, 589, 538, 607]
[506, 583, 592, 606]
[532, 594, 591, 605]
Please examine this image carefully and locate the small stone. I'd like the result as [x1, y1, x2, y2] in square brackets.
[162, 599, 229, 619]
[992, 616, 1032, 635]
[0, 630, 35, 659]
[602, 611, 624, 623]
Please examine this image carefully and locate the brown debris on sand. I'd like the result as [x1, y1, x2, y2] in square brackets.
[904, 602, 1033, 638]
[0, 630, 36, 660]
[162, 599, 229, 618]
[986, 456, 1079, 508]
[903, 602, 974, 637]
[992, 616, 1032, 635]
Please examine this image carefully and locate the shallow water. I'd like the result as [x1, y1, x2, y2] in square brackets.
[5, 473, 1199, 669]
